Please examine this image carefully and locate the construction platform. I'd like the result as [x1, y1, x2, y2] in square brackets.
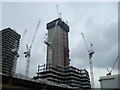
[34, 64, 91, 89]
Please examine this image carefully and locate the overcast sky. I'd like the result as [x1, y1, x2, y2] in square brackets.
[1, 2, 118, 88]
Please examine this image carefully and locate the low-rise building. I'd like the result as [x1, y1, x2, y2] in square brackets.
[99, 74, 120, 89]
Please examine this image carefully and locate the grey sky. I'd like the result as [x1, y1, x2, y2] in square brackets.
[1, 2, 118, 88]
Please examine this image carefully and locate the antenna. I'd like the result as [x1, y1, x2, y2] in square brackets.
[56, 5, 62, 19]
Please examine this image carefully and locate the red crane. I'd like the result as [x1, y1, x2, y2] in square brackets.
[106, 56, 119, 76]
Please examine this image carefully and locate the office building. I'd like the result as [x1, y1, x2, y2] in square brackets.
[0, 28, 21, 75]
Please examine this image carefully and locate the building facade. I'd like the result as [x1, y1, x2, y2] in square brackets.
[45, 18, 70, 66]
[0, 28, 21, 75]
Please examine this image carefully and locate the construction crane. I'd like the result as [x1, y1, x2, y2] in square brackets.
[19, 29, 27, 49]
[24, 20, 40, 77]
[17, 29, 27, 58]
[56, 5, 62, 19]
[81, 33, 95, 88]
[106, 56, 119, 76]
[11, 29, 27, 76]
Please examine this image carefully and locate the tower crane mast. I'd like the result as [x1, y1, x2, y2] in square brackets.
[56, 5, 62, 19]
[24, 20, 40, 77]
[81, 33, 95, 88]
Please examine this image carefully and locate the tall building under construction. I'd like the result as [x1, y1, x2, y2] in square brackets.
[46, 18, 70, 66]
[0, 28, 21, 75]
[34, 18, 91, 89]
